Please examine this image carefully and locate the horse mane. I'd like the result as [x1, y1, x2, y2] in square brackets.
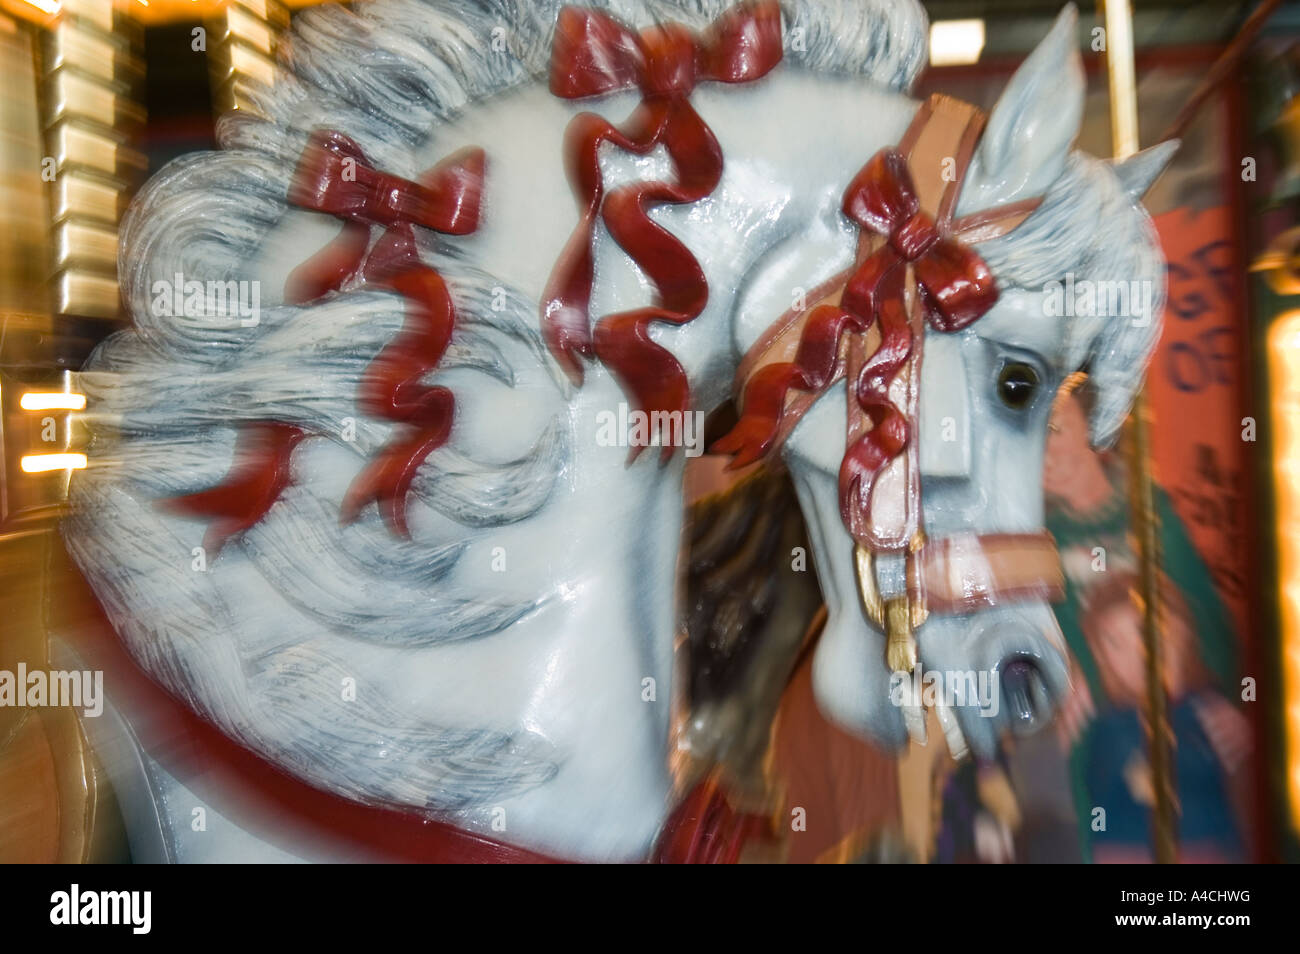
[973, 151, 1167, 448]
[67, 0, 931, 817]
[682, 466, 821, 784]
[221, 0, 928, 167]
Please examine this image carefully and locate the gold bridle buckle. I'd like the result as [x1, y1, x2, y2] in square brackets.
[854, 540, 928, 674]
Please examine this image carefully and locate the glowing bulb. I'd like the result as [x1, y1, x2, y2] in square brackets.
[19, 391, 86, 411]
[929, 19, 986, 67]
[20, 453, 86, 473]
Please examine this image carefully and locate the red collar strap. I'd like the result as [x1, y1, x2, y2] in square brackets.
[652, 778, 774, 863]
[66, 557, 766, 863]
[67, 560, 559, 863]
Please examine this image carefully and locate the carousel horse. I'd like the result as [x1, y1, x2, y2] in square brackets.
[63, 0, 1173, 862]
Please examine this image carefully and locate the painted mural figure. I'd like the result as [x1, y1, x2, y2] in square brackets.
[934, 387, 1250, 863]
[1045, 388, 1250, 863]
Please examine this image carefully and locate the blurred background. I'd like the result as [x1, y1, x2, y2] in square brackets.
[0, 0, 1297, 863]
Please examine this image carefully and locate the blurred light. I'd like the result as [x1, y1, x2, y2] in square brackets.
[1267, 310, 1300, 831]
[20, 453, 86, 473]
[929, 19, 985, 67]
[20, 391, 85, 411]
[21, 0, 60, 14]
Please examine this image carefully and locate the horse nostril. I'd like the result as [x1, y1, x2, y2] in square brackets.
[1001, 657, 1047, 734]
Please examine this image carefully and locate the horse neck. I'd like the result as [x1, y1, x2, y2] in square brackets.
[457, 70, 926, 727]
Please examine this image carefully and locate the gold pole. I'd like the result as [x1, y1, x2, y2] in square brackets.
[1159, 0, 1282, 143]
[1100, 0, 1178, 865]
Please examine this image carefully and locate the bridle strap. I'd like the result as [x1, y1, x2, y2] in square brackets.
[852, 95, 984, 550]
[731, 93, 1039, 475]
[912, 531, 1065, 616]
[855, 531, 1064, 627]
[730, 95, 1057, 671]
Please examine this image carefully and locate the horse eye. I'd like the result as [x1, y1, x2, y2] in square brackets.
[996, 361, 1040, 410]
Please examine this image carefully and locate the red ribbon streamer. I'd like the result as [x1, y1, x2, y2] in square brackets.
[542, 1, 783, 459]
[167, 131, 484, 547]
[714, 148, 998, 540]
[650, 777, 774, 863]
[165, 421, 307, 556]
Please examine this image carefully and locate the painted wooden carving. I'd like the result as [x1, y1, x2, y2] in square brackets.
[65, 0, 1172, 862]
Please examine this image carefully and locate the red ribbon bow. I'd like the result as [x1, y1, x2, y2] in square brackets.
[167, 131, 486, 550]
[288, 129, 483, 236]
[840, 149, 997, 334]
[715, 147, 998, 543]
[549, 0, 783, 99]
[542, 1, 782, 459]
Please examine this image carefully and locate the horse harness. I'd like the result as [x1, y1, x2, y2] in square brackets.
[727, 94, 1066, 678]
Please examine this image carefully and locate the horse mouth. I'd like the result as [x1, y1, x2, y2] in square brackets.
[999, 656, 1052, 735]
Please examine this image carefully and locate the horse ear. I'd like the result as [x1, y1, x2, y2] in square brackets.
[1083, 144, 1179, 448]
[956, 5, 1084, 215]
[1108, 140, 1180, 200]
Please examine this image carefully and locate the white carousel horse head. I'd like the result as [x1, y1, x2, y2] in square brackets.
[64, 0, 1168, 862]
[735, 5, 1175, 759]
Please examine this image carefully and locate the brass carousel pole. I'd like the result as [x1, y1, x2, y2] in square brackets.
[1099, 0, 1178, 864]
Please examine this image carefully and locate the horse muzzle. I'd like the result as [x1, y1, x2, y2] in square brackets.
[859, 530, 1068, 758]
